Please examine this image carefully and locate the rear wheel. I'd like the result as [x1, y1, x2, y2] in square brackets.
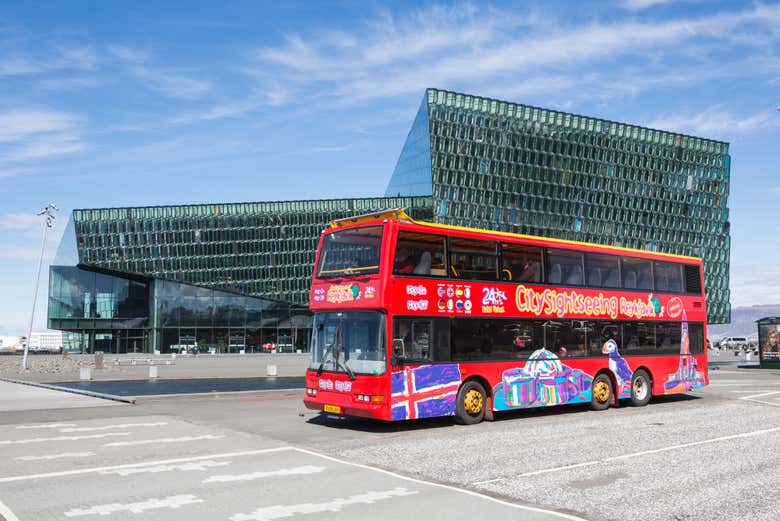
[630, 370, 651, 407]
[456, 380, 486, 425]
[590, 373, 613, 411]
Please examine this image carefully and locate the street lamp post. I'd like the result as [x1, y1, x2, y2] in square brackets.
[22, 203, 58, 370]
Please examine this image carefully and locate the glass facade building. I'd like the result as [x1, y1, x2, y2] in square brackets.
[386, 89, 731, 323]
[48, 88, 731, 353]
[49, 197, 433, 352]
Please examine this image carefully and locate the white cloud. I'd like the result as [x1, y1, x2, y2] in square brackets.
[0, 109, 87, 162]
[619, 0, 677, 12]
[307, 145, 352, 153]
[0, 246, 42, 260]
[0, 110, 78, 143]
[244, 2, 780, 110]
[129, 65, 212, 100]
[731, 265, 780, 307]
[0, 45, 98, 77]
[645, 108, 780, 137]
[0, 213, 42, 230]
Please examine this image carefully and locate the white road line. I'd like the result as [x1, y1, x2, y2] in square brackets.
[204, 465, 325, 483]
[230, 488, 417, 521]
[102, 460, 231, 476]
[730, 390, 778, 394]
[58, 422, 168, 433]
[292, 447, 589, 521]
[473, 426, 780, 486]
[0, 432, 130, 446]
[0, 447, 292, 483]
[64, 494, 202, 517]
[15, 452, 95, 462]
[740, 390, 780, 407]
[474, 461, 601, 485]
[0, 498, 21, 521]
[103, 434, 225, 447]
[14, 423, 77, 430]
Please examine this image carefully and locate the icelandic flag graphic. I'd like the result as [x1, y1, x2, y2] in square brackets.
[391, 364, 461, 421]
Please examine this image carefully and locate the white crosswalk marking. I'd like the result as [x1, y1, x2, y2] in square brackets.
[14, 423, 77, 430]
[203, 465, 325, 483]
[16, 452, 95, 462]
[230, 488, 418, 520]
[58, 422, 168, 433]
[103, 434, 225, 447]
[102, 460, 231, 476]
[0, 433, 130, 446]
[64, 494, 202, 517]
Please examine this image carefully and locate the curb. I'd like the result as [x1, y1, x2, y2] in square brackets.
[0, 376, 136, 404]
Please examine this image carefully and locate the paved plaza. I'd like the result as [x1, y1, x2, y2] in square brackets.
[0, 367, 778, 520]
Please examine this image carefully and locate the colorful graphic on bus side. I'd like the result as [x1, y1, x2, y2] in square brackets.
[391, 364, 462, 420]
[664, 311, 706, 393]
[492, 349, 594, 410]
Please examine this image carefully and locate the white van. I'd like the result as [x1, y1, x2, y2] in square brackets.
[720, 337, 748, 351]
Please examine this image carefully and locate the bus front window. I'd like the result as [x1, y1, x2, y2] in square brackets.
[309, 312, 386, 376]
[316, 226, 383, 279]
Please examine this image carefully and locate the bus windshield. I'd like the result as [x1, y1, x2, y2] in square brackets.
[316, 226, 383, 279]
[309, 311, 386, 376]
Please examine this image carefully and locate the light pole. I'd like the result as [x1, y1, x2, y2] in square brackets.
[22, 203, 58, 370]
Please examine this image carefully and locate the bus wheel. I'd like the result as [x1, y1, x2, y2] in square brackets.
[630, 370, 651, 407]
[590, 374, 613, 411]
[456, 380, 486, 425]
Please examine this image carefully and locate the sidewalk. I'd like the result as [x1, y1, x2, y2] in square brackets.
[0, 380, 117, 412]
[0, 353, 309, 383]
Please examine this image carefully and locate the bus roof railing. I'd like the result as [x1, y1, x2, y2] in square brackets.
[329, 208, 414, 228]
[330, 207, 701, 262]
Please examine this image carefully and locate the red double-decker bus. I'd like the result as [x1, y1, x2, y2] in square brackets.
[304, 209, 708, 424]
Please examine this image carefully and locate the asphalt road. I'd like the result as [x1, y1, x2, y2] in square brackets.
[1, 367, 779, 520]
[0, 415, 574, 521]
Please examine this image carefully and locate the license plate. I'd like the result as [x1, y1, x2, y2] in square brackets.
[323, 404, 342, 414]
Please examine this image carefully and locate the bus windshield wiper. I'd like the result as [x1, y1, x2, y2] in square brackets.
[331, 322, 355, 381]
[316, 345, 332, 377]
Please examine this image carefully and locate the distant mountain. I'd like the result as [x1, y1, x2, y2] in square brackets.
[708, 304, 780, 339]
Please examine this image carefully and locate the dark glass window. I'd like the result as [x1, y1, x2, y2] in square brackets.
[393, 231, 446, 277]
[684, 264, 703, 294]
[546, 249, 584, 286]
[317, 225, 383, 278]
[543, 320, 587, 357]
[585, 253, 620, 288]
[654, 261, 683, 293]
[393, 318, 432, 360]
[451, 318, 539, 361]
[656, 322, 682, 353]
[689, 322, 704, 354]
[622, 322, 657, 355]
[621, 257, 653, 290]
[449, 237, 498, 281]
[501, 243, 542, 283]
[585, 320, 622, 356]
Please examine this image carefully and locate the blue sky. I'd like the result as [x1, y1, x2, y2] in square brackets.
[1, 0, 779, 334]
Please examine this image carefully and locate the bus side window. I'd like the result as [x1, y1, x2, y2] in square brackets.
[392, 319, 432, 361]
[501, 243, 542, 283]
[394, 232, 446, 277]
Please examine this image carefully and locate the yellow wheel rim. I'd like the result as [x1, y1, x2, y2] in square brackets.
[593, 381, 611, 403]
[464, 389, 483, 415]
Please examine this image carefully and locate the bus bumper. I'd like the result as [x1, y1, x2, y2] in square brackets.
[303, 395, 387, 420]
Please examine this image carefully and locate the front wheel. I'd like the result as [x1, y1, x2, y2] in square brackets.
[630, 370, 651, 407]
[456, 380, 486, 425]
[590, 373, 613, 411]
